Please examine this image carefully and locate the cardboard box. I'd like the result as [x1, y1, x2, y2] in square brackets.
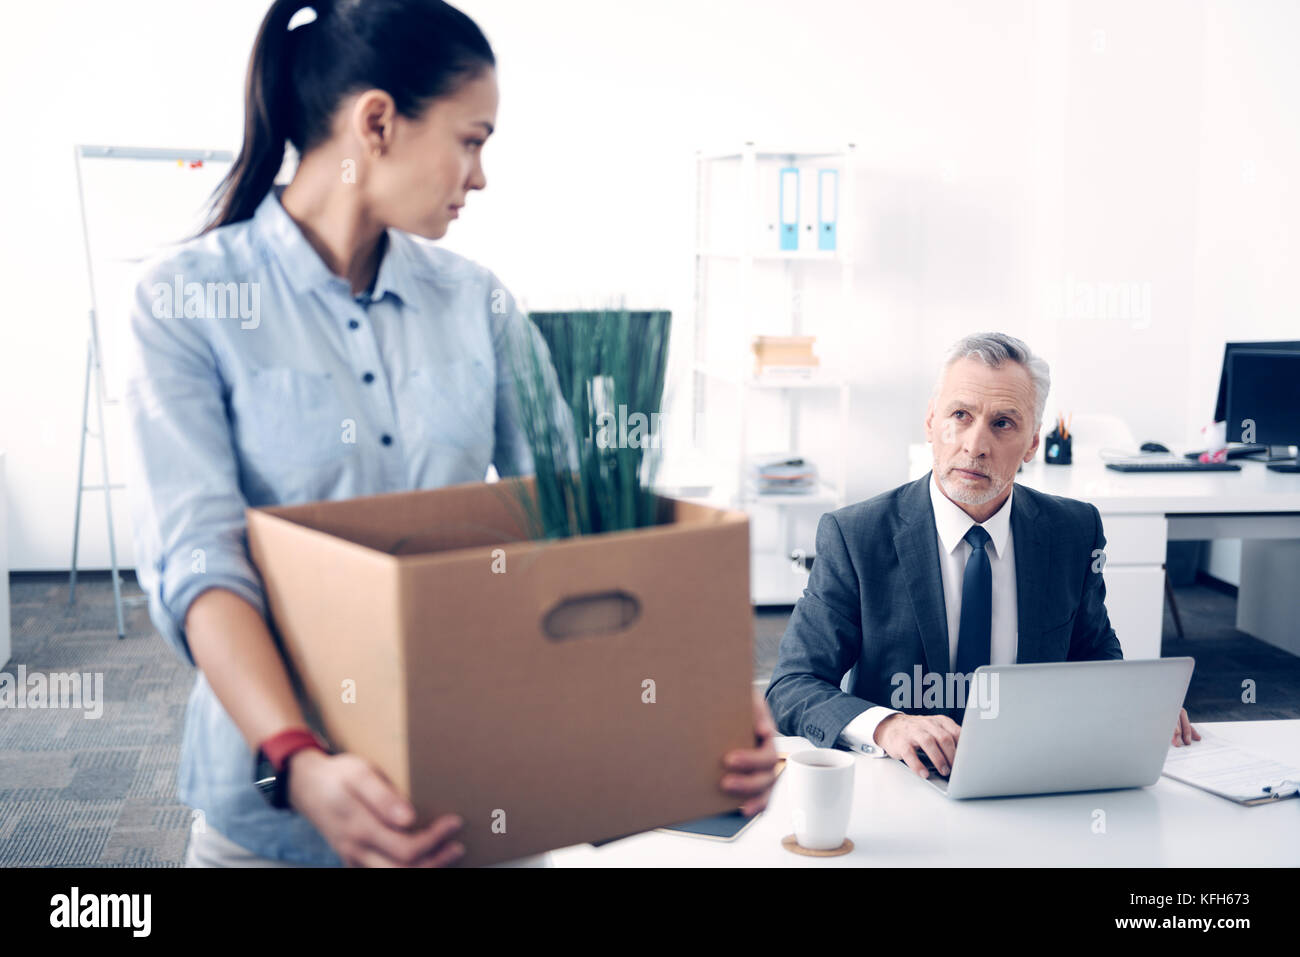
[246, 477, 754, 866]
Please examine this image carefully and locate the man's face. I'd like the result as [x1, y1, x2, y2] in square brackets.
[924, 357, 1040, 509]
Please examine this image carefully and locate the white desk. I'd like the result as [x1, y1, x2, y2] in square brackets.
[909, 450, 1300, 659]
[551, 722, 1300, 867]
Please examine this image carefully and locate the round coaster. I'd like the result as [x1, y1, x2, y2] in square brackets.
[781, 834, 854, 857]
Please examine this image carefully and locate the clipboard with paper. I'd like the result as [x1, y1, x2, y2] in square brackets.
[1161, 730, 1300, 806]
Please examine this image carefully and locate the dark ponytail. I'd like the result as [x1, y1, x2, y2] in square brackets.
[201, 0, 495, 234]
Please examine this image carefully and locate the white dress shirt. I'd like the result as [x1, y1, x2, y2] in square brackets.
[840, 471, 1019, 755]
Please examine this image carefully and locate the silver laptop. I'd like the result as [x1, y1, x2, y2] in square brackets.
[913, 658, 1195, 798]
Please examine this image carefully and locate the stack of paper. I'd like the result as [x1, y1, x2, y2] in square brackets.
[748, 456, 819, 495]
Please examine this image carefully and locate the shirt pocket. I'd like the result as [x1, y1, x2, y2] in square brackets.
[401, 358, 495, 451]
[234, 366, 355, 469]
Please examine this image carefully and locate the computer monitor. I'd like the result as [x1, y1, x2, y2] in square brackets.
[1214, 340, 1300, 423]
[1224, 349, 1300, 472]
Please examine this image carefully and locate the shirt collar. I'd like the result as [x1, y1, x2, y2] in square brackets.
[928, 469, 1013, 559]
[251, 185, 414, 305]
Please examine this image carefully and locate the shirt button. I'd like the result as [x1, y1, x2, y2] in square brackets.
[381, 434, 393, 446]
[362, 371, 375, 384]
[348, 319, 360, 330]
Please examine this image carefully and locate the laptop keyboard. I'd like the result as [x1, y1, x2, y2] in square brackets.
[915, 753, 950, 780]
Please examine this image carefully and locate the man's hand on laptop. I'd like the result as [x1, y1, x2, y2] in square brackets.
[1171, 707, 1201, 747]
[874, 713, 961, 778]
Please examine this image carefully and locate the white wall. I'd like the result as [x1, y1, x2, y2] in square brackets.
[1188, 0, 1300, 440]
[0, 0, 269, 571]
[2, 0, 1297, 569]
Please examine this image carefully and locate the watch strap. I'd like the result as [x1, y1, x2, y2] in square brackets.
[259, 727, 328, 774]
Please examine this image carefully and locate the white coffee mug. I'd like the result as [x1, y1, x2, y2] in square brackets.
[787, 748, 855, 850]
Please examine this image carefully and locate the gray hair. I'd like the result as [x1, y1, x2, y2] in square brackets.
[932, 332, 1051, 432]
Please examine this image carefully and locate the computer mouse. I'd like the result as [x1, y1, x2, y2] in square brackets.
[1140, 442, 1171, 453]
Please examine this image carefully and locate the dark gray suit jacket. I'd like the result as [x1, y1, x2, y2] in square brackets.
[765, 471, 1124, 746]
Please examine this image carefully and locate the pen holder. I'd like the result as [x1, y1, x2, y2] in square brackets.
[1044, 429, 1072, 465]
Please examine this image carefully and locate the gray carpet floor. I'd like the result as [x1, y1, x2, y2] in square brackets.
[2, 572, 190, 866]
[3, 569, 1297, 866]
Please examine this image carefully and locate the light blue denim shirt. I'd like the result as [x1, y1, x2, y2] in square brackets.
[122, 185, 563, 865]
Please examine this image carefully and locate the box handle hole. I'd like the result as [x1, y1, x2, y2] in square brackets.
[542, 590, 641, 640]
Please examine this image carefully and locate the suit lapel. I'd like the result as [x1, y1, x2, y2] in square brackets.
[894, 473, 951, 675]
[1011, 483, 1046, 663]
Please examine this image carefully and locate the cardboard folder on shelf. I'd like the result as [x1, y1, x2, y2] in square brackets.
[245, 477, 754, 866]
[752, 335, 819, 375]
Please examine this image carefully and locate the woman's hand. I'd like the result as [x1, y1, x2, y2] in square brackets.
[287, 750, 465, 867]
[720, 689, 781, 816]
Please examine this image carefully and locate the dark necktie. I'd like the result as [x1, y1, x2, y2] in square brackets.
[954, 525, 992, 678]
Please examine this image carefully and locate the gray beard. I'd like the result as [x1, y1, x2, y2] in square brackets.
[939, 472, 1009, 507]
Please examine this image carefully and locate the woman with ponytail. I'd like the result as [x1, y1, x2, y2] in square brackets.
[123, 0, 780, 867]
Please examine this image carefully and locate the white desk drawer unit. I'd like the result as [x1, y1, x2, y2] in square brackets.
[1100, 566, 1167, 660]
[1097, 513, 1168, 565]
[1093, 514, 1168, 659]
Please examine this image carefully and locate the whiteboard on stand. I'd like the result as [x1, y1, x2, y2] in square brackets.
[74, 145, 235, 403]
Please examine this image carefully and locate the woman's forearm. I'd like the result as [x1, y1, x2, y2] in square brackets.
[185, 588, 310, 752]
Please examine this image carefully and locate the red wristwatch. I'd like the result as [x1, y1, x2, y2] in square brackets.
[254, 728, 328, 809]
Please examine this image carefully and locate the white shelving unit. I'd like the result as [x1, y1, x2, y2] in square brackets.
[689, 143, 855, 605]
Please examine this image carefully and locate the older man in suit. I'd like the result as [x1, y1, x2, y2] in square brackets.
[765, 331, 1198, 779]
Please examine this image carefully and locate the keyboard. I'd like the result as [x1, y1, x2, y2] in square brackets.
[913, 752, 951, 779]
[1106, 460, 1241, 473]
[911, 753, 952, 793]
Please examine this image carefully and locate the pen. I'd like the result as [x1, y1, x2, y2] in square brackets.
[1261, 780, 1299, 798]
